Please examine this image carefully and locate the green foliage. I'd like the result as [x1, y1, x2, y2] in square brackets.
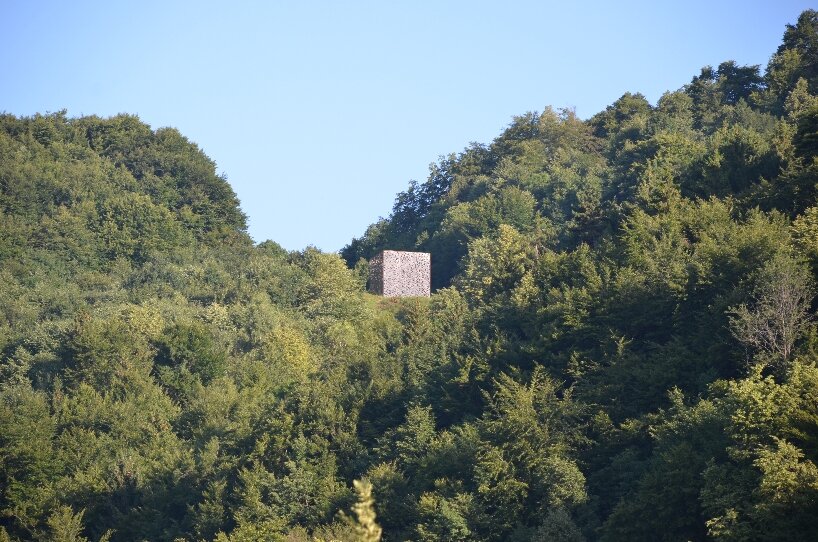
[764, 10, 818, 113]
[156, 320, 227, 384]
[5, 12, 818, 541]
[531, 508, 585, 542]
[415, 491, 473, 542]
[351, 479, 382, 542]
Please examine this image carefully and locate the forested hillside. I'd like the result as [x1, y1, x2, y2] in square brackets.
[3, 9, 818, 542]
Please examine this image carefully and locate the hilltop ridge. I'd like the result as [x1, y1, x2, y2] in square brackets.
[2, 10, 818, 541]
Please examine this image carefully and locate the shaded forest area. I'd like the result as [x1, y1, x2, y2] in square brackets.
[4, 9, 818, 542]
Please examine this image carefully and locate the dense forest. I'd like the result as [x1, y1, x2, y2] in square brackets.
[3, 10, 818, 542]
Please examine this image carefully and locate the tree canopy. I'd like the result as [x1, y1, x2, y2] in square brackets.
[4, 10, 818, 542]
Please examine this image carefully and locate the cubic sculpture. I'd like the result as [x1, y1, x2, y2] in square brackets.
[369, 250, 431, 297]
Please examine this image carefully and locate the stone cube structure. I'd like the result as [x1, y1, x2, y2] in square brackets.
[369, 250, 431, 297]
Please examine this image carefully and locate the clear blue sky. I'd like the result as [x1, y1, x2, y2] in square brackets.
[1, 1, 814, 251]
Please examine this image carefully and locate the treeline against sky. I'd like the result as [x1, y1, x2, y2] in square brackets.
[4, 9, 818, 542]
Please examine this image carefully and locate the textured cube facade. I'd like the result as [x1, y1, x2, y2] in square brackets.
[369, 250, 431, 297]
